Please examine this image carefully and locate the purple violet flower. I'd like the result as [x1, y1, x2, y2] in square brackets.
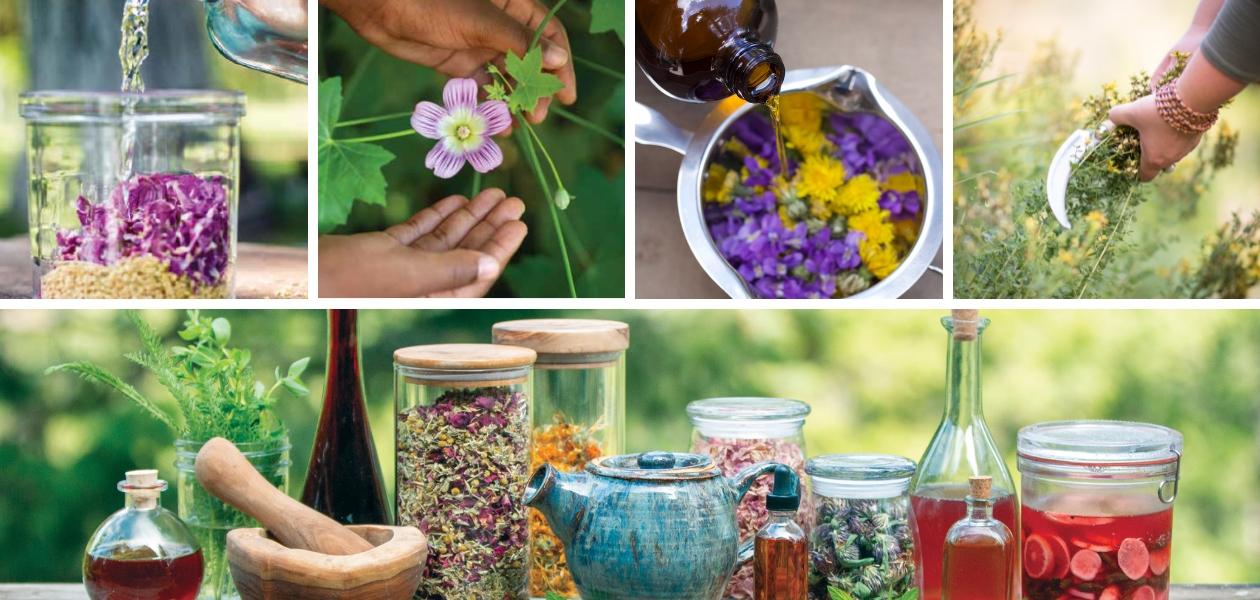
[735, 190, 776, 216]
[742, 155, 775, 188]
[412, 78, 512, 178]
[879, 189, 921, 221]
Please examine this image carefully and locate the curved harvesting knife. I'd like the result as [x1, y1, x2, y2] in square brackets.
[1046, 120, 1114, 229]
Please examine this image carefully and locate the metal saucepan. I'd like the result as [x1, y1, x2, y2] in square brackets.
[634, 66, 943, 299]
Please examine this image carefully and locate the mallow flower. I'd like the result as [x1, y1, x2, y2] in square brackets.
[411, 78, 511, 179]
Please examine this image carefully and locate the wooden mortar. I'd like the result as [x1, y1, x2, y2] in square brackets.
[228, 526, 427, 600]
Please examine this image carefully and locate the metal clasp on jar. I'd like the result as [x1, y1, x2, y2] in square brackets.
[1158, 446, 1181, 504]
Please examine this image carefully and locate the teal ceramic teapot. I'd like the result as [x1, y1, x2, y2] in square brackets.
[525, 450, 785, 600]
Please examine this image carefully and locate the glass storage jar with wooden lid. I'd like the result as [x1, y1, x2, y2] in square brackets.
[491, 318, 628, 599]
[394, 343, 537, 600]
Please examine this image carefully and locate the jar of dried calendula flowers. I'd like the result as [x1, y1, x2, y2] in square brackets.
[687, 397, 812, 600]
[394, 343, 536, 600]
[492, 319, 628, 599]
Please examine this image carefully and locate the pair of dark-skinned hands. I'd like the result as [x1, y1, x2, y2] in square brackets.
[318, 0, 577, 297]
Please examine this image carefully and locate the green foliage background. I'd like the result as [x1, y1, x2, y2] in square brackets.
[318, 1, 626, 298]
[0, 310, 1258, 583]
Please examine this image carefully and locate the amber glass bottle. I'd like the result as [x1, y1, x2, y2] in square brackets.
[942, 477, 1014, 600]
[635, 0, 785, 103]
[754, 465, 806, 600]
[301, 309, 390, 524]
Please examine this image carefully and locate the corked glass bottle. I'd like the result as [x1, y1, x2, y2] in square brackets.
[635, 0, 785, 103]
[942, 476, 1014, 600]
[301, 309, 390, 525]
[910, 309, 1019, 600]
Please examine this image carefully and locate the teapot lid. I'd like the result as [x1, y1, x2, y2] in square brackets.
[588, 451, 721, 481]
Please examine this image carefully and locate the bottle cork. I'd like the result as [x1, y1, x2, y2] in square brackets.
[969, 475, 992, 500]
[951, 309, 980, 341]
[126, 469, 161, 510]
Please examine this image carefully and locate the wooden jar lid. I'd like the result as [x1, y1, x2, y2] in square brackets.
[393, 343, 536, 370]
[491, 319, 629, 354]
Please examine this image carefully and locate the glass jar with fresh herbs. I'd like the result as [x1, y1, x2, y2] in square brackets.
[806, 454, 918, 600]
[686, 397, 811, 600]
[394, 343, 536, 600]
[491, 319, 628, 599]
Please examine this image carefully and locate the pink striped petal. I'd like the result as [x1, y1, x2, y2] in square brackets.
[476, 100, 512, 136]
[466, 138, 503, 173]
[425, 143, 466, 179]
[443, 78, 479, 111]
[411, 101, 447, 139]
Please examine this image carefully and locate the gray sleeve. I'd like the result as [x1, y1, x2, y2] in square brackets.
[1200, 0, 1260, 83]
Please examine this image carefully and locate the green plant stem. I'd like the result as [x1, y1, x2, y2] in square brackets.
[522, 120, 567, 193]
[336, 111, 412, 128]
[336, 129, 414, 143]
[472, 171, 482, 197]
[1076, 184, 1137, 299]
[515, 127, 577, 297]
[574, 56, 623, 79]
[559, 210, 592, 267]
[529, 0, 570, 50]
[551, 106, 624, 147]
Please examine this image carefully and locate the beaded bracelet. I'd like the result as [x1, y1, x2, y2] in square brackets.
[1155, 79, 1218, 135]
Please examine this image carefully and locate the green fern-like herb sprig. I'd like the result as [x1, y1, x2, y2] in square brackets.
[47, 310, 310, 443]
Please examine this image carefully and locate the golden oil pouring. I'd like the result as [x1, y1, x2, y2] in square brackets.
[766, 94, 791, 180]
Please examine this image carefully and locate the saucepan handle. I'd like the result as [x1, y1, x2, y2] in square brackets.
[633, 102, 693, 155]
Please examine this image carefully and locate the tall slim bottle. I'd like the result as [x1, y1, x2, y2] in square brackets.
[910, 310, 1018, 600]
[301, 309, 390, 524]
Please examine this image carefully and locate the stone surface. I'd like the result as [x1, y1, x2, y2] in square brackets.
[634, 0, 945, 299]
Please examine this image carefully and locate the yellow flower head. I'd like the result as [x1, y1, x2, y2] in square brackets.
[778, 93, 824, 130]
[702, 163, 738, 205]
[848, 209, 895, 246]
[882, 172, 921, 194]
[778, 205, 794, 229]
[860, 240, 902, 279]
[1083, 210, 1108, 231]
[894, 219, 919, 244]
[796, 155, 848, 206]
[723, 137, 753, 159]
[832, 174, 882, 216]
[784, 124, 831, 157]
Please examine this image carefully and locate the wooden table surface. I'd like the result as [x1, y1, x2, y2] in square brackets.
[634, 0, 945, 299]
[2, 585, 1258, 599]
[0, 237, 308, 299]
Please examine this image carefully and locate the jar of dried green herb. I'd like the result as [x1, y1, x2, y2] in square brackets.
[491, 319, 628, 599]
[805, 454, 918, 600]
[686, 397, 810, 600]
[394, 343, 536, 600]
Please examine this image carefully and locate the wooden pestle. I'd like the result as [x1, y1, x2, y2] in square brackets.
[196, 437, 374, 556]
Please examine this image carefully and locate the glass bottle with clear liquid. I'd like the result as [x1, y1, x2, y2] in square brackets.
[942, 477, 1014, 600]
[83, 470, 204, 600]
[910, 310, 1019, 600]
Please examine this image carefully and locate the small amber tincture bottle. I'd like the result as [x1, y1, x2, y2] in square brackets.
[635, 0, 785, 103]
[755, 465, 807, 600]
[942, 476, 1015, 600]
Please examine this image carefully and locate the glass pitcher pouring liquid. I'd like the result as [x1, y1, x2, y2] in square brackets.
[199, 0, 308, 84]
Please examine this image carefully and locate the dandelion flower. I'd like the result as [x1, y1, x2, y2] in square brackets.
[412, 78, 511, 178]
[882, 172, 920, 194]
[797, 155, 847, 205]
[779, 93, 824, 130]
[832, 174, 882, 216]
[860, 240, 902, 279]
[784, 124, 830, 157]
[848, 209, 895, 246]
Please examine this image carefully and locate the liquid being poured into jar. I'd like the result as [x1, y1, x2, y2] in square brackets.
[765, 94, 790, 180]
[118, 0, 149, 179]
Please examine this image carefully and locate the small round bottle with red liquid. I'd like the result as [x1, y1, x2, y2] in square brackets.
[83, 470, 204, 600]
[754, 465, 807, 600]
[1017, 421, 1182, 600]
[941, 476, 1014, 600]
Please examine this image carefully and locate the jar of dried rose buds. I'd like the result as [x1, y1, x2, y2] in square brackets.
[491, 319, 628, 599]
[686, 397, 811, 600]
[20, 91, 244, 299]
[394, 343, 536, 600]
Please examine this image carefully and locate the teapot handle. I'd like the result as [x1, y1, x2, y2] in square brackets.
[726, 461, 785, 567]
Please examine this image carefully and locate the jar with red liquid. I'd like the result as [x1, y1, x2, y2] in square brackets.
[1017, 421, 1183, 600]
[83, 470, 204, 600]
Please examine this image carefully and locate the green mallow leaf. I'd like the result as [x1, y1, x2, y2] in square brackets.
[287, 357, 310, 379]
[505, 47, 564, 114]
[829, 587, 856, 600]
[318, 77, 396, 233]
[589, 0, 624, 41]
[484, 80, 509, 101]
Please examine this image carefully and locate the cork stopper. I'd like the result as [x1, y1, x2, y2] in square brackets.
[969, 476, 992, 500]
[124, 469, 163, 510]
[951, 309, 980, 341]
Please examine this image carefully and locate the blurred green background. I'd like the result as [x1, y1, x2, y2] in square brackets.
[956, 0, 1260, 298]
[318, 1, 625, 297]
[0, 0, 308, 245]
[0, 309, 1258, 583]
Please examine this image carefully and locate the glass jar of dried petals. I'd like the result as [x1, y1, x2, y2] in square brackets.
[491, 319, 628, 599]
[394, 343, 536, 600]
[686, 397, 811, 600]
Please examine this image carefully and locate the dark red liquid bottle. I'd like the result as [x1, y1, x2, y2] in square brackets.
[301, 309, 390, 524]
[84, 550, 204, 600]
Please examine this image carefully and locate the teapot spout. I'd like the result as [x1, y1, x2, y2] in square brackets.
[524, 463, 591, 546]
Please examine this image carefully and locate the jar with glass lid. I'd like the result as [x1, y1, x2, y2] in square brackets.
[686, 397, 810, 600]
[805, 454, 917, 600]
[1017, 420, 1182, 600]
[491, 318, 628, 599]
[394, 343, 537, 600]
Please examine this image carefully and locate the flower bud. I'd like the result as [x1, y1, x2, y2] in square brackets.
[554, 189, 571, 210]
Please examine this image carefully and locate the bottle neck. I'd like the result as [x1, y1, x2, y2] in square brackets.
[126, 492, 160, 511]
[943, 327, 984, 426]
[766, 508, 797, 523]
[325, 309, 365, 405]
[724, 42, 785, 104]
[966, 495, 994, 521]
